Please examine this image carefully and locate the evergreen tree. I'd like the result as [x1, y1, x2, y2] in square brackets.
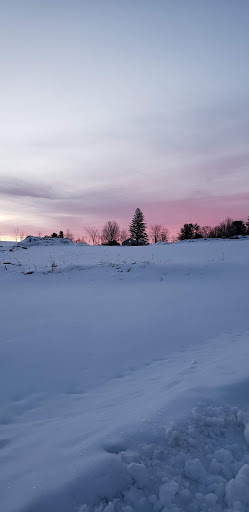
[129, 208, 148, 245]
[231, 220, 246, 236]
[246, 216, 249, 235]
[178, 223, 202, 240]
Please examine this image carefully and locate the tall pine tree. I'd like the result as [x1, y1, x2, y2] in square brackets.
[129, 208, 148, 245]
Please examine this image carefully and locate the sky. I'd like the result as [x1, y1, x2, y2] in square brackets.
[0, 0, 249, 240]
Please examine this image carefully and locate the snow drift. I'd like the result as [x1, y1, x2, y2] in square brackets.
[0, 238, 249, 512]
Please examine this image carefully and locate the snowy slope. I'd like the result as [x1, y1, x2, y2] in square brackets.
[0, 238, 249, 512]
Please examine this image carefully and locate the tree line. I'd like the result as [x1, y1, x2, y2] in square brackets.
[178, 217, 249, 240]
[12, 209, 249, 244]
[50, 208, 157, 245]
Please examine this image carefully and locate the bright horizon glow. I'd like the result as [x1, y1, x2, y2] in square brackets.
[0, 0, 249, 239]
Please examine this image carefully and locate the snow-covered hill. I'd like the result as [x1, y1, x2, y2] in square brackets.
[0, 239, 249, 512]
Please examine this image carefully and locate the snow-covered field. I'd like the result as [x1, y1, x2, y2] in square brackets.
[1, 237, 249, 512]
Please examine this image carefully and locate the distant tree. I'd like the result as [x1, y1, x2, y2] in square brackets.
[101, 221, 120, 245]
[193, 224, 202, 238]
[85, 226, 99, 245]
[149, 224, 162, 244]
[75, 236, 86, 243]
[226, 218, 235, 237]
[119, 229, 128, 244]
[222, 218, 234, 238]
[209, 218, 234, 238]
[209, 226, 219, 238]
[200, 226, 212, 238]
[178, 224, 194, 240]
[65, 229, 74, 241]
[59, 230, 64, 238]
[178, 223, 202, 240]
[159, 228, 169, 242]
[231, 220, 246, 236]
[14, 227, 19, 242]
[51, 232, 58, 238]
[19, 231, 25, 241]
[149, 226, 169, 243]
[246, 216, 249, 235]
[129, 208, 148, 245]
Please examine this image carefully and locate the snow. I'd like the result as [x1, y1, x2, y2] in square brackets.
[18, 235, 77, 246]
[184, 459, 207, 481]
[0, 237, 249, 512]
[226, 465, 249, 507]
[127, 463, 149, 489]
[159, 481, 179, 506]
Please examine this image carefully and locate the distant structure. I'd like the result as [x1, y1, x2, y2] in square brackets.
[122, 238, 148, 246]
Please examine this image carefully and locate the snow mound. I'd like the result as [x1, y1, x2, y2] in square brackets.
[17, 236, 76, 247]
[79, 403, 249, 512]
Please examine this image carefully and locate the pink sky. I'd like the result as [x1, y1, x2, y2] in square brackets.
[0, 2, 249, 241]
[1, 192, 248, 242]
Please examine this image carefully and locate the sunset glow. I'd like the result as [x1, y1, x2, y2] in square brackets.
[1, 1, 249, 240]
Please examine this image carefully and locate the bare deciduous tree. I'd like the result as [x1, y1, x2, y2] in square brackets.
[101, 221, 120, 245]
[75, 236, 86, 243]
[85, 227, 99, 245]
[13, 228, 25, 241]
[149, 225, 169, 243]
[14, 227, 19, 242]
[149, 224, 162, 244]
[65, 229, 74, 241]
[159, 228, 169, 242]
[209, 217, 234, 238]
[200, 226, 212, 238]
[119, 229, 128, 244]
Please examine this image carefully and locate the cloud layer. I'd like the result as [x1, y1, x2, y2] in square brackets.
[0, 1, 249, 239]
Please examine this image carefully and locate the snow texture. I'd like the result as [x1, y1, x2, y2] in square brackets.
[78, 404, 249, 512]
[0, 237, 249, 512]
